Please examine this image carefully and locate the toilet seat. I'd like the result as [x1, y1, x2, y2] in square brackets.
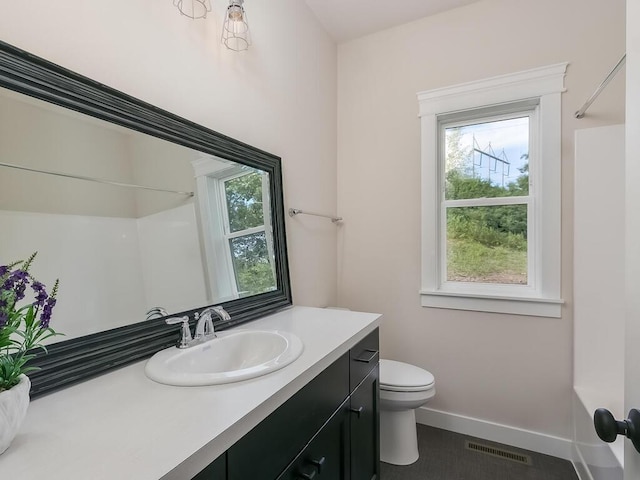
[380, 359, 435, 392]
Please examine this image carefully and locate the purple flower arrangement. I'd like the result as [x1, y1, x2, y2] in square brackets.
[0, 252, 61, 392]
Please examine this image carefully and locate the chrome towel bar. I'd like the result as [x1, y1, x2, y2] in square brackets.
[288, 208, 342, 223]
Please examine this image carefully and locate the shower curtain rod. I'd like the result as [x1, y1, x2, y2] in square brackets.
[575, 54, 626, 119]
[288, 208, 342, 223]
[0, 161, 195, 197]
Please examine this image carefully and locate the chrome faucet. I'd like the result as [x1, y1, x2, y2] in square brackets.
[194, 306, 231, 340]
[165, 306, 231, 349]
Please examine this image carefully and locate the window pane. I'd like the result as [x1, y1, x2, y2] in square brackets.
[225, 171, 265, 233]
[444, 117, 529, 200]
[229, 232, 276, 296]
[446, 205, 527, 284]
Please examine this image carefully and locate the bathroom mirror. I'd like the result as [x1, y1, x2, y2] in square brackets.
[0, 87, 279, 340]
[0, 41, 292, 396]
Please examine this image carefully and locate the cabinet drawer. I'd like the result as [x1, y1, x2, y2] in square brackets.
[228, 353, 349, 480]
[276, 399, 350, 480]
[349, 328, 379, 391]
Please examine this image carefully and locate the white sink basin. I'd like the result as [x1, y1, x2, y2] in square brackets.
[144, 330, 304, 386]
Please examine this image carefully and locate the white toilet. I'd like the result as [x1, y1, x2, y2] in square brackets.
[379, 359, 435, 465]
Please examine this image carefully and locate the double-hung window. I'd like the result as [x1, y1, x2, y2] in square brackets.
[219, 170, 276, 297]
[418, 64, 566, 317]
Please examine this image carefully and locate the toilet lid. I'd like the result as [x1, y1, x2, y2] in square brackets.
[379, 359, 435, 392]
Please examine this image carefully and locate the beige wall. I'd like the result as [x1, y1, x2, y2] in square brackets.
[0, 0, 338, 307]
[128, 134, 198, 218]
[337, 0, 625, 439]
[0, 91, 198, 219]
[0, 93, 137, 217]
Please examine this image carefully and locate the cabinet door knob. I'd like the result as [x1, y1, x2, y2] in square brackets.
[297, 468, 317, 480]
[308, 456, 326, 474]
[594, 408, 640, 453]
[350, 406, 364, 418]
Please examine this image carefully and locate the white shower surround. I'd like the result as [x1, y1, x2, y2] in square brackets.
[573, 125, 625, 479]
[0, 204, 207, 340]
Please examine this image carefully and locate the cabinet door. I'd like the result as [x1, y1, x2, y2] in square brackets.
[228, 354, 349, 480]
[350, 366, 379, 480]
[277, 401, 351, 480]
[192, 453, 226, 480]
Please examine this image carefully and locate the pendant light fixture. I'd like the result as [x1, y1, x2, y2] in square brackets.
[174, 0, 211, 19]
[221, 0, 251, 51]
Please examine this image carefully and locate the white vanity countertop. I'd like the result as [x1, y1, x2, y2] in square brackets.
[0, 306, 380, 480]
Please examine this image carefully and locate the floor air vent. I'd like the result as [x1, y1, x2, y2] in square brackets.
[465, 440, 532, 465]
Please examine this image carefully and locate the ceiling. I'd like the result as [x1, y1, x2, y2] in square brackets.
[304, 0, 483, 43]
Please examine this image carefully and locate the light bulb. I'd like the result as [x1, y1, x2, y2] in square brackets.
[222, 0, 251, 51]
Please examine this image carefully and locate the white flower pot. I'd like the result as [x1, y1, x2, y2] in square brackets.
[0, 375, 31, 455]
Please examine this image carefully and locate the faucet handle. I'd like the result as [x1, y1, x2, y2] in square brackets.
[146, 306, 168, 320]
[165, 315, 190, 325]
[165, 316, 192, 348]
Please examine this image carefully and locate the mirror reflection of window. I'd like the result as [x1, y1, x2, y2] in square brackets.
[221, 171, 276, 297]
[192, 158, 277, 302]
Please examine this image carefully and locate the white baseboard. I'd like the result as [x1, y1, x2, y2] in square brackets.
[572, 443, 595, 480]
[570, 389, 623, 480]
[415, 406, 573, 460]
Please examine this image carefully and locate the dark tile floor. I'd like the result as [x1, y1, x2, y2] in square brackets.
[380, 425, 578, 480]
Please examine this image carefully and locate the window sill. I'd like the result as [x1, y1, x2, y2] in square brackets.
[420, 290, 564, 318]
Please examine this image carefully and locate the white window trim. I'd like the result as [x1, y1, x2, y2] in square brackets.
[192, 156, 242, 302]
[418, 63, 567, 318]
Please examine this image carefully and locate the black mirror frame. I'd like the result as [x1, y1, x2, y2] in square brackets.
[0, 41, 292, 397]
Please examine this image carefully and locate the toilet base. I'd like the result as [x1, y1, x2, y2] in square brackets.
[380, 407, 419, 465]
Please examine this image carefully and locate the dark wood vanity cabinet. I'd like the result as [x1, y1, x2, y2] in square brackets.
[192, 454, 226, 480]
[350, 366, 380, 480]
[276, 400, 352, 480]
[228, 354, 350, 480]
[193, 328, 379, 480]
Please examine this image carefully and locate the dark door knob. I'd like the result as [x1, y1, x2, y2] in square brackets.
[594, 408, 640, 453]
